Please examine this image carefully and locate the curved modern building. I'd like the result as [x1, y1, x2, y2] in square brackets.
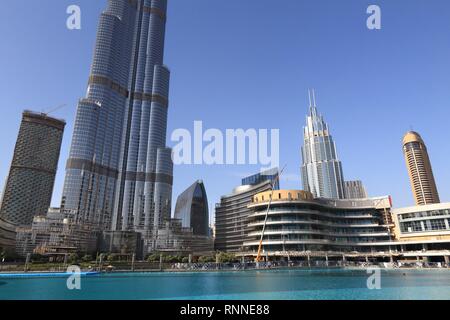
[244, 190, 394, 256]
[215, 181, 273, 252]
[174, 181, 209, 236]
[402, 131, 440, 206]
[61, 0, 173, 244]
[301, 90, 346, 199]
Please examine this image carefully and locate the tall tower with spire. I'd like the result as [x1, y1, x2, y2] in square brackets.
[301, 90, 346, 199]
[61, 0, 173, 248]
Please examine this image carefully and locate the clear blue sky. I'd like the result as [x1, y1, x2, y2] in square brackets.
[1, 0, 449, 217]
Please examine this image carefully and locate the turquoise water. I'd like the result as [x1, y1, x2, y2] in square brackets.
[0, 269, 449, 300]
[0, 272, 100, 278]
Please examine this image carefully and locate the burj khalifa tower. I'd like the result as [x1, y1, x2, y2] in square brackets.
[61, 0, 173, 246]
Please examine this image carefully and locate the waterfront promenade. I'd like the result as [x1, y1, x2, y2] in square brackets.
[0, 259, 448, 275]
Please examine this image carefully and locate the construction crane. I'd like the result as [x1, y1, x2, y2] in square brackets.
[255, 165, 287, 263]
[41, 103, 67, 116]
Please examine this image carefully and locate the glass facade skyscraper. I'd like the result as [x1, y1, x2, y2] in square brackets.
[301, 90, 346, 199]
[174, 181, 209, 236]
[61, 0, 173, 242]
[241, 168, 280, 190]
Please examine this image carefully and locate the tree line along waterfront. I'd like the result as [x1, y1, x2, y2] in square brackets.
[1, 246, 448, 273]
[0, 248, 241, 273]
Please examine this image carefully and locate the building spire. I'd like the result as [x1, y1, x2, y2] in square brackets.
[308, 89, 318, 116]
[301, 90, 346, 199]
[308, 89, 317, 107]
[312, 89, 317, 107]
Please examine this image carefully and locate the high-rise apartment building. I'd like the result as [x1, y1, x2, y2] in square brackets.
[301, 90, 346, 199]
[344, 180, 368, 199]
[215, 181, 273, 253]
[215, 169, 279, 252]
[402, 131, 440, 206]
[0, 111, 65, 249]
[61, 0, 173, 244]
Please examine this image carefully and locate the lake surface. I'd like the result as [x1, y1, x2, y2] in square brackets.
[0, 269, 449, 300]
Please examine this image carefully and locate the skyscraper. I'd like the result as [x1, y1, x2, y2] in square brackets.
[215, 180, 273, 253]
[402, 131, 440, 206]
[344, 180, 368, 199]
[0, 111, 65, 249]
[174, 181, 209, 236]
[301, 90, 346, 199]
[61, 0, 173, 243]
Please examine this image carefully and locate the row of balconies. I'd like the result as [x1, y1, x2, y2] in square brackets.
[247, 230, 390, 238]
[243, 238, 393, 247]
[248, 219, 380, 228]
[249, 208, 377, 220]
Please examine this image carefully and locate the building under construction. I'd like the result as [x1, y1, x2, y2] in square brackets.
[0, 111, 65, 251]
[15, 208, 99, 258]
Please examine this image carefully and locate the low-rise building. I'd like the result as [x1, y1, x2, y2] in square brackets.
[153, 219, 214, 256]
[99, 231, 143, 259]
[391, 203, 450, 264]
[237, 190, 450, 264]
[15, 208, 99, 257]
[392, 203, 450, 241]
[244, 190, 395, 259]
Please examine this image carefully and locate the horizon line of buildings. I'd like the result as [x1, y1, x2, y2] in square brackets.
[0, 0, 449, 265]
[214, 91, 449, 264]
